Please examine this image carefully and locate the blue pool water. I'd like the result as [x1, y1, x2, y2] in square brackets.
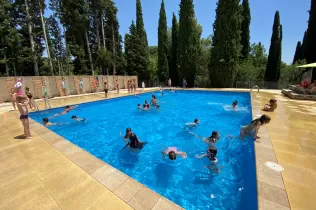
[30, 90, 258, 210]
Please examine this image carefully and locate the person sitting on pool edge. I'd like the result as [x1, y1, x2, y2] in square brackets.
[184, 118, 200, 129]
[162, 147, 187, 160]
[43, 118, 56, 127]
[262, 99, 277, 112]
[71, 115, 86, 122]
[121, 128, 147, 149]
[189, 130, 220, 145]
[240, 114, 271, 141]
[232, 101, 238, 110]
[143, 100, 150, 110]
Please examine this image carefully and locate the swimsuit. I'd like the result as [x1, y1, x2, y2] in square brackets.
[20, 115, 28, 120]
[129, 134, 143, 149]
[207, 148, 217, 162]
[166, 147, 177, 153]
[143, 104, 150, 108]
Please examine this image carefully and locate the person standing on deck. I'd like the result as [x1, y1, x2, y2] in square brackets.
[183, 78, 187, 88]
[168, 78, 172, 88]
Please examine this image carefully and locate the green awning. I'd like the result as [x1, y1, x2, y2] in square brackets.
[297, 63, 316, 68]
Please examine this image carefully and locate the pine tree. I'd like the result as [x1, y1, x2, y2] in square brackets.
[240, 0, 251, 59]
[157, 0, 169, 81]
[293, 41, 302, 64]
[301, 31, 307, 59]
[178, 0, 201, 87]
[208, 0, 241, 87]
[136, 0, 149, 81]
[264, 11, 282, 82]
[170, 13, 179, 86]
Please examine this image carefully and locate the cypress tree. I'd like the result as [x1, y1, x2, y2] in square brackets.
[157, 0, 169, 82]
[292, 41, 302, 64]
[178, 0, 200, 87]
[304, 0, 316, 64]
[208, 0, 241, 87]
[264, 11, 282, 82]
[304, 0, 316, 81]
[170, 13, 179, 86]
[240, 0, 251, 59]
[301, 31, 307, 60]
[136, 0, 149, 81]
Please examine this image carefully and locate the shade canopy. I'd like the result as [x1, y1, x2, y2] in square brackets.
[297, 63, 316, 68]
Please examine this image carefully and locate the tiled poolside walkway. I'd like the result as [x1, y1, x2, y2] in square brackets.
[0, 89, 315, 210]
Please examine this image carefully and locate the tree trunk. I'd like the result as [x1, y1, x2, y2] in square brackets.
[40, 7, 54, 76]
[95, 9, 101, 50]
[4, 51, 10, 76]
[25, 0, 39, 76]
[101, 13, 106, 49]
[57, 59, 61, 75]
[13, 62, 17, 76]
[112, 23, 116, 82]
[85, 29, 94, 75]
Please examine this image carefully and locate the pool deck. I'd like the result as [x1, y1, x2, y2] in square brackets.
[0, 88, 315, 210]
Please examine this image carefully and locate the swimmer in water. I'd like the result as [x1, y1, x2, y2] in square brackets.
[120, 128, 147, 150]
[240, 114, 271, 141]
[232, 101, 238, 110]
[196, 145, 221, 173]
[189, 130, 220, 145]
[71, 115, 86, 122]
[184, 118, 200, 129]
[150, 95, 160, 109]
[55, 105, 78, 116]
[262, 99, 277, 112]
[43, 118, 56, 127]
[143, 100, 150, 110]
[137, 104, 142, 109]
[162, 147, 187, 160]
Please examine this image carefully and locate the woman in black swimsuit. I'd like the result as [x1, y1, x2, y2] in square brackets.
[122, 128, 147, 149]
[143, 100, 150, 110]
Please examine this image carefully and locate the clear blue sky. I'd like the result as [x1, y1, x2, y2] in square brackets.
[45, 0, 311, 64]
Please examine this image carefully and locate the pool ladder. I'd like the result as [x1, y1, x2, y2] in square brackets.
[250, 85, 259, 93]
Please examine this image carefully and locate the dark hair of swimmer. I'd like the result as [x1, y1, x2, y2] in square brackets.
[137, 104, 141, 106]
[232, 101, 238, 106]
[194, 118, 199, 123]
[43, 118, 49, 122]
[126, 128, 132, 133]
[269, 99, 277, 103]
[251, 114, 271, 125]
[65, 105, 70, 108]
[211, 131, 219, 138]
[168, 151, 177, 160]
[145, 100, 148, 104]
[71, 115, 77, 119]
[157, 105, 160, 108]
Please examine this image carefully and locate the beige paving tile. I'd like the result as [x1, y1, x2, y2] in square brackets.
[257, 181, 289, 207]
[271, 140, 303, 154]
[257, 169, 285, 189]
[43, 166, 92, 199]
[275, 151, 314, 170]
[53, 140, 75, 152]
[151, 197, 184, 210]
[90, 192, 133, 210]
[284, 180, 316, 210]
[1, 186, 60, 210]
[91, 164, 117, 185]
[128, 186, 160, 210]
[64, 148, 95, 167]
[281, 164, 316, 188]
[81, 158, 106, 175]
[102, 170, 128, 191]
[56, 178, 109, 210]
[39, 132, 63, 145]
[113, 178, 143, 203]
[300, 144, 316, 156]
[17, 137, 55, 160]
[258, 197, 290, 210]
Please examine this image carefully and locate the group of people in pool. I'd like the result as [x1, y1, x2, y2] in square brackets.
[136, 89, 177, 111]
[121, 96, 277, 172]
[42, 105, 86, 127]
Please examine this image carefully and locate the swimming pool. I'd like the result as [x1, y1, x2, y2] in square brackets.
[30, 90, 257, 210]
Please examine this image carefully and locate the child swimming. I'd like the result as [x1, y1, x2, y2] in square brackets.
[196, 145, 221, 173]
[71, 115, 86, 122]
[189, 130, 220, 145]
[240, 114, 271, 141]
[143, 100, 150, 110]
[55, 105, 78, 116]
[43, 118, 56, 127]
[162, 147, 187, 160]
[184, 118, 200, 128]
[232, 101, 238, 109]
[262, 99, 277, 112]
